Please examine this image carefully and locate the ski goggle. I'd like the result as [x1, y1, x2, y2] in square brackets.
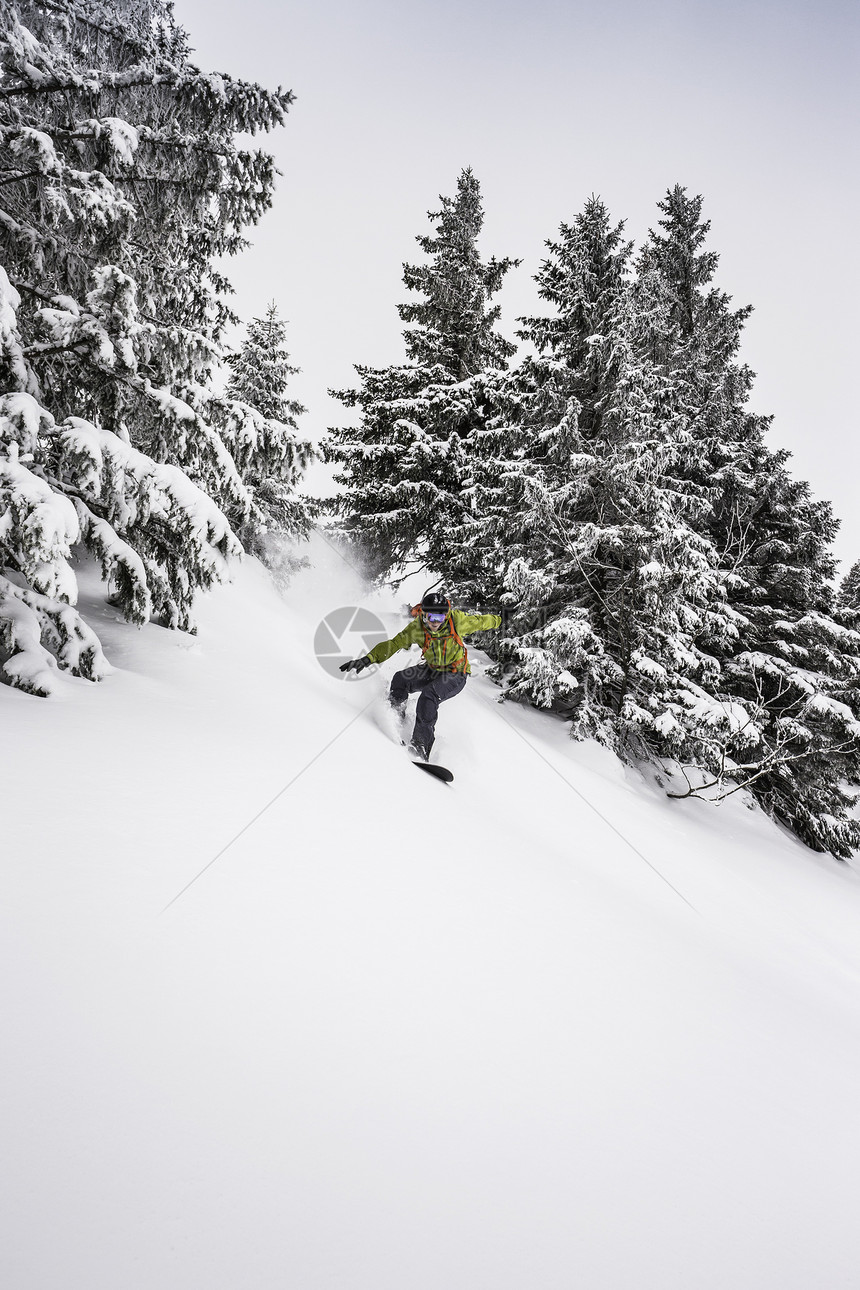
[423, 611, 447, 625]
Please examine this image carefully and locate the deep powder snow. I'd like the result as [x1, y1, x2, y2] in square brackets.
[3, 538, 860, 1289]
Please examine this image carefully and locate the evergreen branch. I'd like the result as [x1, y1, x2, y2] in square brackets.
[48, 476, 109, 521]
[0, 67, 295, 129]
[0, 69, 182, 99]
[0, 170, 45, 188]
[0, 533, 22, 572]
[10, 277, 85, 305]
[34, 0, 152, 54]
[109, 173, 230, 189]
[52, 124, 232, 159]
[22, 341, 92, 358]
[0, 209, 102, 266]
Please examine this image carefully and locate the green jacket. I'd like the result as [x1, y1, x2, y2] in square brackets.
[367, 609, 501, 675]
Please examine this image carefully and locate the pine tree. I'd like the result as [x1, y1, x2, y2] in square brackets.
[0, 0, 304, 691]
[467, 198, 729, 748]
[455, 190, 860, 858]
[325, 168, 518, 580]
[637, 186, 860, 856]
[224, 303, 313, 559]
[638, 186, 839, 617]
[838, 558, 860, 613]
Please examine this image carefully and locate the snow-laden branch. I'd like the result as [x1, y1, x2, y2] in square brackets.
[0, 571, 110, 695]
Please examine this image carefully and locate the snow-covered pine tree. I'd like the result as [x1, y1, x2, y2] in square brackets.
[325, 168, 518, 580]
[0, 0, 304, 692]
[838, 558, 860, 614]
[466, 198, 730, 749]
[223, 303, 313, 559]
[637, 186, 860, 856]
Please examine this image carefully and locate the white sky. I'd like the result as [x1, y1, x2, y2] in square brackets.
[174, 0, 860, 570]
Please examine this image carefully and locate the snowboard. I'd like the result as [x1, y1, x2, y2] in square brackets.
[413, 761, 454, 784]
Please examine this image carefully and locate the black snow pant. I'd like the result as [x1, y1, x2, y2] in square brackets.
[389, 664, 467, 754]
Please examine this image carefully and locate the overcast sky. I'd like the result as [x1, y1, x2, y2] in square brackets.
[174, 0, 859, 569]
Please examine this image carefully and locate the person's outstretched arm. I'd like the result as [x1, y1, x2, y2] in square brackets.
[340, 619, 423, 672]
[453, 611, 502, 635]
[367, 619, 422, 663]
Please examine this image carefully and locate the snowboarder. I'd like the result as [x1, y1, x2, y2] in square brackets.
[340, 590, 502, 761]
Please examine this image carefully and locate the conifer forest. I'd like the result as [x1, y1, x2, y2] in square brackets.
[3, 0, 860, 861]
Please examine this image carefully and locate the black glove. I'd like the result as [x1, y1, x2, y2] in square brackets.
[339, 656, 373, 674]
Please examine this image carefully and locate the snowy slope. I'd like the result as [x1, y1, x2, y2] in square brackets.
[4, 537, 860, 1290]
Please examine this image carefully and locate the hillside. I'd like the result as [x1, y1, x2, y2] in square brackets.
[3, 537, 860, 1290]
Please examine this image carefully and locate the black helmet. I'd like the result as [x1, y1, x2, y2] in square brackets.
[422, 590, 449, 613]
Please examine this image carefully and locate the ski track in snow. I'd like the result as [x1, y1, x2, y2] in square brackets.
[3, 534, 860, 1290]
